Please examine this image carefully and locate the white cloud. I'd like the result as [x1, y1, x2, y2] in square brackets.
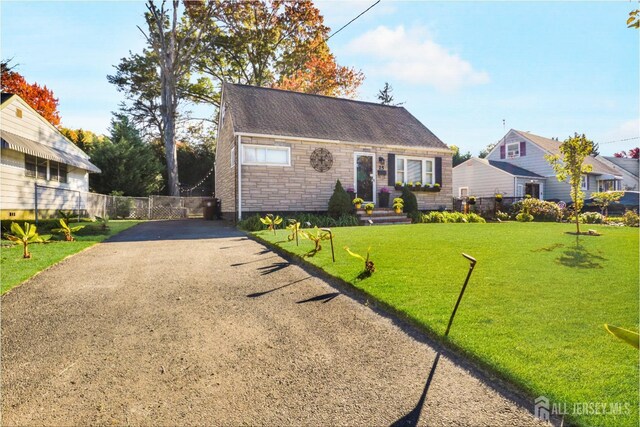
[345, 25, 490, 91]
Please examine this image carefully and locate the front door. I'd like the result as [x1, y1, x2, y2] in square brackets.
[355, 153, 375, 203]
[525, 183, 540, 199]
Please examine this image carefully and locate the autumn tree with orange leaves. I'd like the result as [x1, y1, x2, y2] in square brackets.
[1, 61, 61, 126]
[193, 0, 363, 104]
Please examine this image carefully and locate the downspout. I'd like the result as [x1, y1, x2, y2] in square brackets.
[513, 176, 517, 197]
[237, 134, 242, 221]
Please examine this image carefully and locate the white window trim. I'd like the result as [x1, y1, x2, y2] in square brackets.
[506, 142, 520, 159]
[458, 187, 469, 198]
[241, 144, 291, 167]
[516, 184, 524, 197]
[580, 175, 588, 190]
[231, 146, 235, 169]
[395, 155, 435, 185]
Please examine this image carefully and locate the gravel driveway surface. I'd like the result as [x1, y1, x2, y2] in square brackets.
[2, 220, 545, 426]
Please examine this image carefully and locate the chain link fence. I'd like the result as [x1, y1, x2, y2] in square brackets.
[35, 184, 210, 220]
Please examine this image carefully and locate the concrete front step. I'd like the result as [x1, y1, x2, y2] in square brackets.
[355, 209, 404, 216]
[356, 208, 412, 225]
[359, 218, 412, 225]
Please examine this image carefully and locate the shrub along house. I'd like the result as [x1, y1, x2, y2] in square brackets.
[214, 83, 453, 220]
[452, 129, 623, 201]
[0, 93, 101, 220]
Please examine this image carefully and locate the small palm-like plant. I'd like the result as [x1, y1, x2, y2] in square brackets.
[58, 210, 74, 225]
[344, 246, 375, 277]
[95, 215, 110, 231]
[260, 214, 283, 235]
[301, 227, 331, 254]
[5, 222, 44, 259]
[605, 324, 639, 349]
[286, 219, 301, 243]
[52, 219, 85, 241]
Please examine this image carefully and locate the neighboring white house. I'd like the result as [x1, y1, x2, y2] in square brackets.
[452, 129, 623, 201]
[595, 155, 639, 191]
[1, 93, 101, 220]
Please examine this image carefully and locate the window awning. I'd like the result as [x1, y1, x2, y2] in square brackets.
[0, 130, 101, 173]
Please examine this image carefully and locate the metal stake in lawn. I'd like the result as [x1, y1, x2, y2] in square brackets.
[288, 219, 299, 246]
[320, 228, 335, 262]
[444, 253, 477, 337]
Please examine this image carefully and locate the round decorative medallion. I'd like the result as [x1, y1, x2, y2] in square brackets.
[310, 148, 333, 172]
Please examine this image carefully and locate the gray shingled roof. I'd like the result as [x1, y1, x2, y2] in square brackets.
[601, 156, 639, 178]
[488, 160, 543, 177]
[512, 130, 621, 176]
[223, 83, 448, 149]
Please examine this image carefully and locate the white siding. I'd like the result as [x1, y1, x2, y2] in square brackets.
[487, 130, 557, 177]
[452, 159, 514, 197]
[1, 97, 89, 158]
[1, 96, 93, 218]
[1, 148, 87, 212]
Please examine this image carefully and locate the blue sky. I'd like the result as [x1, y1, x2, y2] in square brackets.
[2, 1, 638, 156]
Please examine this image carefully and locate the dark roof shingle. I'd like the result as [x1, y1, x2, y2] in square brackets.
[488, 160, 543, 177]
[223, 83, 448, 149]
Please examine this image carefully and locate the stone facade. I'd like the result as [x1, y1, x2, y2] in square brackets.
[216, 130, 453, 219]
[214, 111, 237, 219]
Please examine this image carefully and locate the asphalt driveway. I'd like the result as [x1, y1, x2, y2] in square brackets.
[2, 220, 545, 426]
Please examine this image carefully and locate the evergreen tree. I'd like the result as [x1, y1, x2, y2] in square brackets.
[89, 115, 163, 196]
[327, 180, 352, 218]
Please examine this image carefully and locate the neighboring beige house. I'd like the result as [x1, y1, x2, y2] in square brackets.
[1, 93, 100, 220]
[214, 83, 453, 220]
[453, 129, 623, 201]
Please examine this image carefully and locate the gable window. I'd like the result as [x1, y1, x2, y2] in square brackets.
[25, 154, 48, 179]
[395, 156, 434, 185]
[506, 142, 520, 159]
[242, 144, 290, 166]
[50, 161, 68, 183]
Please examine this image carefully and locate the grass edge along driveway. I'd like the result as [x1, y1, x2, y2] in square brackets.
[256, 222, 639, 427]
[1, 220, 140, 295]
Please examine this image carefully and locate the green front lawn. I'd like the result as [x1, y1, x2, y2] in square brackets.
[1, 220, 140, 294]
[257, 222, 639, 427]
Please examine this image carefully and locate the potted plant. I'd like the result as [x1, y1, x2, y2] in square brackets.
[407, 182, 414, 192]
[467, 196, 476, 205]
[495, 193, 503, 203]
[352, 197, 364, 209]
[414, 182, 422, 191]
[393, 198, 404, 214]
[378, 187, 390, 208]
[346, 187, 356, 201]
[425, 183, 441, 192]
[395, 181, 403, 191]
[364, 203, 374, 215]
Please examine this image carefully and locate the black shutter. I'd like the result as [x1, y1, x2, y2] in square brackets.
[520, 141, 526, 156]
[435, 157, 442, 185]
[388, 153, 395, 186]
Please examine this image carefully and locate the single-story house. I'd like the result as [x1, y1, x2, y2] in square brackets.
[595, 155, 639, 191]
[214, 83, 453, 220]
[452, 129, 623, 201]
[0, 93, 101, 220]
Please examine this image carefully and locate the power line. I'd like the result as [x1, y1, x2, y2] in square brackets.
[325, 0, 381, 42]
[596, 136, 640, 145]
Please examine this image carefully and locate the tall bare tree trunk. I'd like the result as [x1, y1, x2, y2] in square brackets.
[142, 0, 214, 196]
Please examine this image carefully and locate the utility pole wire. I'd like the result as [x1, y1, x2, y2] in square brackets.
[325, 0, 381, 42]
